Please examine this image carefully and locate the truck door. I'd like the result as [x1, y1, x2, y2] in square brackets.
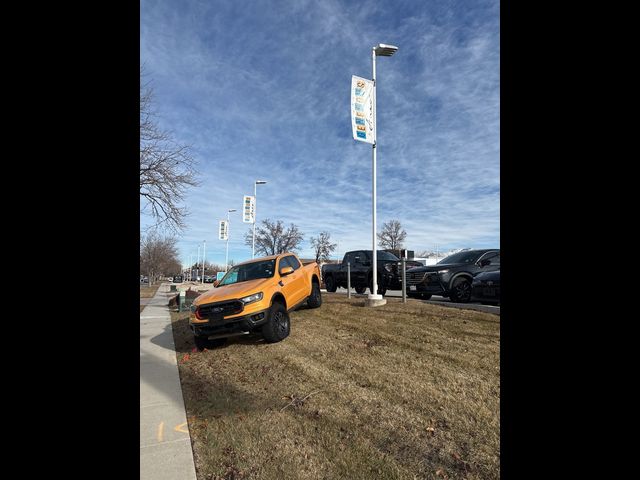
[353, 251, 369, 286]
[341, 252, 355, 288]
[278, 255, 307, 307]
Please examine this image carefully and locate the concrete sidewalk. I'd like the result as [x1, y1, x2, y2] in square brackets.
[140, 283, 197, 480]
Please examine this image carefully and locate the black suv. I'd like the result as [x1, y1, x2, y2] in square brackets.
[406, 249, 500, 303]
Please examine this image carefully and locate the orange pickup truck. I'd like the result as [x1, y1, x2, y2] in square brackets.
[190, 252, 322, 349]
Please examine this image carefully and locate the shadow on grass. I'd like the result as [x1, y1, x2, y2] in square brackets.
[154, 314, 277, 353]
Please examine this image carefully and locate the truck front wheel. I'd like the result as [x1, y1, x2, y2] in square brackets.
[369, 275, 387, 296]
[355, 285, 367, 294]
[262, 301, 290, 343]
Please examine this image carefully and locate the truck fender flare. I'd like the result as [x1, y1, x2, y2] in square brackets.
[309, 274, 320, 294]
[368, 269, 384, 284]
[270, 292, 287, 310]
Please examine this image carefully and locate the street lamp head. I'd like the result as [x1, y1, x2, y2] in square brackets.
[228, 208, 237, 213]
[255, 180, 267, 185]
[374, 43, 398, 56]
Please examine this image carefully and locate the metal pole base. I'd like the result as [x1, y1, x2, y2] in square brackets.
[364, 294, 387, 307]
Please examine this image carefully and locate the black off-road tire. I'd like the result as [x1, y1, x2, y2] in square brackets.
[420, 293, 432, 300]
[262, 301, 290, 343]
[355, 285, 367, 294]
[194, 335, 227, 351]
[325, 275, 337, 292]
[449, 277, 472, 303]
[307, 281, 322, 308]
[369, 275, 387, 296]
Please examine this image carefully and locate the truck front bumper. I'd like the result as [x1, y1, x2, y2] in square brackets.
[190, 308, 270, 338]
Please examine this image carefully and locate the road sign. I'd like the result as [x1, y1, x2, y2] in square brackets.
[242, 195, 255, 223]
[351, 75, 375, 144]
[219, 220, 228, 240]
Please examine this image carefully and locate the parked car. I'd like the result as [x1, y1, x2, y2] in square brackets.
[140, 276, 149, 284]
[204, 275, 215, 283]
[406, 249, 500, 303]
[190, 253, 322, 350]
[173, 275, 184, 283]
[321, 250, 423, 296]
[471, 270, 500, 305]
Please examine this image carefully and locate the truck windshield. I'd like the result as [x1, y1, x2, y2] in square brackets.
[376, 251, 399, 261]
[438, 251, 483, 265]
[218, 259, 276, 286]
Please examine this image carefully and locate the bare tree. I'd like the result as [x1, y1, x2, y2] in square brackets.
[377, 220, 407, 250]
[140, 67, 199, 233]
[310, 231, 337, 264]
[140, 232, 180, 284]
[245, 219, 304, 256]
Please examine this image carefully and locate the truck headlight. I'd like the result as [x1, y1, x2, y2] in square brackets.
[240, 292, 263, 305]
[384, 263, 394, 272]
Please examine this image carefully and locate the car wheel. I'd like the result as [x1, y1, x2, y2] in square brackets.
[194, 335, 227, 351]
[325, 275, 337, 292]
[449, 277, 472, 303]
[307, 281, 322, 308]
[262, 301, 290, 343]
[355, 286, 367, 294]
[369, 275, 387, 296]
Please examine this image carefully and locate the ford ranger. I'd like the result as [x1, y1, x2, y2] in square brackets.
[190, 253, 322, 349]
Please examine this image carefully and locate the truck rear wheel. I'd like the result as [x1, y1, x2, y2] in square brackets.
[262, 301, 290, 343]
[324, 275, 337, 292]
[307, 281, 322, 308]
[355, 286, 367, 294]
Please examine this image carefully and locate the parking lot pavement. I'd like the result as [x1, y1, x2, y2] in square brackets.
[329, 287, 500, 315]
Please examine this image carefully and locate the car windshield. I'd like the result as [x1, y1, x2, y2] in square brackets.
[376, 251, 399, 261]
[438, 251, 484, 265]
[218, 259, 276, 286]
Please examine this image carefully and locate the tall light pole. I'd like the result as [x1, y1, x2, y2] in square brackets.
[252, 180, 267, 258]
[202, 240, 206, 285]
[226, 208, 236, 271]
[368, 43, 398, 306]
[189, 253, 193, 281]
[196, 245, 200, 282]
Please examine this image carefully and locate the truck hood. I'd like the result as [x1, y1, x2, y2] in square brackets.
[193, 277, 273, 305]
[406, 262, 467, 273]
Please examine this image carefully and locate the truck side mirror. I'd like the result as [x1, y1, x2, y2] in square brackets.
[280, 266, 294, 276]
[213, 280, 220, 287]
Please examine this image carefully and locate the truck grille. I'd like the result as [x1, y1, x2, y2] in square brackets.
[406, 272, 428, 285]
[198, 300, 244, 319]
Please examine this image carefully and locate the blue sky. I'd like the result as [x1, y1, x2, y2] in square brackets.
[140, 0, 500, 267]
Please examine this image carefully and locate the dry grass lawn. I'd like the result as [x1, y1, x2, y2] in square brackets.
[171, 294, 499, 480]
[140, 284, 161, 298]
